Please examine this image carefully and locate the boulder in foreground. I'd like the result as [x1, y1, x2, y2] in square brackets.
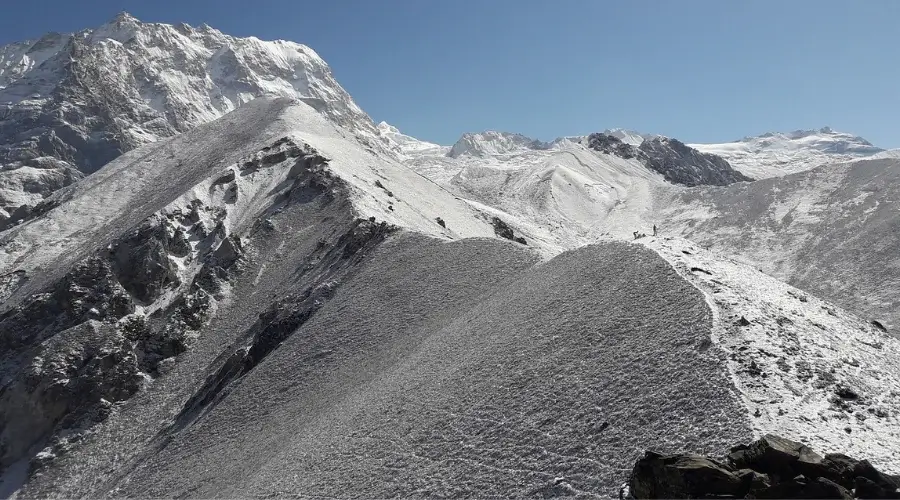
[628, 434, 900, 499]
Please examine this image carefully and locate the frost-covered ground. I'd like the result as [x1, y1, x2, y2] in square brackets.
[33, 237, 751, 498]
[644, 236, 900, 473]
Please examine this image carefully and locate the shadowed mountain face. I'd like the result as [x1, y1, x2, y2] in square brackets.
[655, 157, 900, 333]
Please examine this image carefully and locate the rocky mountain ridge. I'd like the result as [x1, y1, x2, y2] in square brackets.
[1, 15, 899, 500]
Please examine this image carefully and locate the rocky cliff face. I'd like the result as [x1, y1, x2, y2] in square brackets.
[587, 133, 752, 186]
[0, 13, 380, 219]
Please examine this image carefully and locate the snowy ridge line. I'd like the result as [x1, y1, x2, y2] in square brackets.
[643, 236, 900, 473]
[689, 128, 884, 179]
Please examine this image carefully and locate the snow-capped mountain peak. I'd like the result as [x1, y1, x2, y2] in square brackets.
[447, 130, 550, 158]
[0, 13, 382, 218]
[691, 127, 884, 178]
[738, 127, 880, 154]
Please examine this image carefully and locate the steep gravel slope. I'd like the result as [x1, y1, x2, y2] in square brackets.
[98, 237, 751, 498]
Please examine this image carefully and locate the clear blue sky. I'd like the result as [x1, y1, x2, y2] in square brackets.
[1, 0, 898, 147]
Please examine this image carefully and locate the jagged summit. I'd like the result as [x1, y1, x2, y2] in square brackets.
[0, 15, 379, 219]
[110, 10, 139, 23]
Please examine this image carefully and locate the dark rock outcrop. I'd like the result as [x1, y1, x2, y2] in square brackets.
[639, 137, 753, 186]
[170, 218, 393, 432]
[587, 133, 752, 187]
[108, 216, 182, 303]
[630, 452, 742, 498]
[587, 133, 640, 159]
[490, 216, 527, 245]
[628, 434, 900, 499]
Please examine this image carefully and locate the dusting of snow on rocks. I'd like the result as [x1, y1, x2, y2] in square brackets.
[644, 236, 900, 474]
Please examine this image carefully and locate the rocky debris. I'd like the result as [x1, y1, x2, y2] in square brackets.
[172, 283, 335, 430]
[628, 434, 900, 499]
[0, 256, 133, 354]
[211, 169, 236, 186]
[0, 194, 248, 473]
[630, 452, 742, 498]
[212, 235, 243, 269]
[0, 270, 28, 303]
[435, 217, 446, 228]
[241, 139, 314, 173]
[337, 218, 395, 260]
[490, 216, 527, 245]
[638, 137, 753, 187]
